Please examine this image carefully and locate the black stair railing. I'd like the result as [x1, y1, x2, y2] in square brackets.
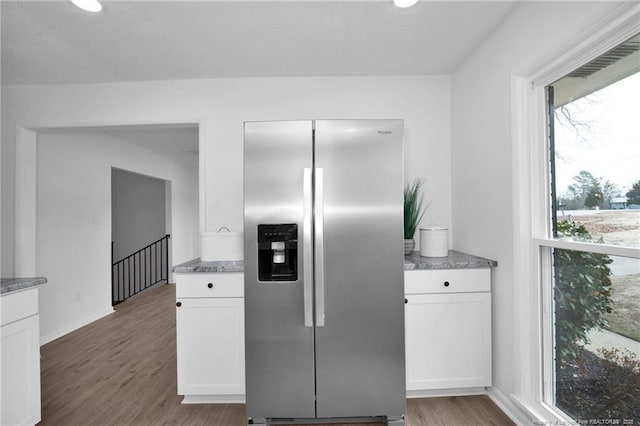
[112, 234, 170, 306]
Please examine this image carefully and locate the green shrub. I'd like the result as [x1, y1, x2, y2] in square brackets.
[557, 347, 640, 421]
[593, 348, 640, 418]
[554, 220, 613, 364]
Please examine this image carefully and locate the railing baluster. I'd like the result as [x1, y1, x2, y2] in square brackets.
[139, 252, 142, 292]
[123, 261, 127, 301]
[120, 263, 123, 303]
[139, 251, 142, 291]
[162, 239, 166, 281]
[111, 242, 114, 307]
[144, 247, 147, 289]
[131, 251, 138, 294]
[133, 253, 137, 294]
[123, 258, 127, 299]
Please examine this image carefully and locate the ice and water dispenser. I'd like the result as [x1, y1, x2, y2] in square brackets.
[257, 224, 298, 282]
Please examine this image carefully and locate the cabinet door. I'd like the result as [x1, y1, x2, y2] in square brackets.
[176, 298, 245, 396]
[1, 315, 41, 426]
[405, 292, 491, 390]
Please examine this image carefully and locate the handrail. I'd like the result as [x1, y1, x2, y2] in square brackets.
[113, 234, 171, 264]
[111, 234, 171, 306]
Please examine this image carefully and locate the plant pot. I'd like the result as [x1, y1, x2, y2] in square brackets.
[404, 239, 415, 255]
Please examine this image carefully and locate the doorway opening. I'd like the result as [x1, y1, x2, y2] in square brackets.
[32, 122, 199, 344]
[111, 168, 171, 305]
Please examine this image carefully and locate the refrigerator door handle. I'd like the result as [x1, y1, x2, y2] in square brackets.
[315, 167, 325, 327]
[303, 168, 313, 327]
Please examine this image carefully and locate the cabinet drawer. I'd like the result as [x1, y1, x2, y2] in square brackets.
[1, 288, 39, 326]
[176, 273, 244, 298]
[404, 268, 490, 294]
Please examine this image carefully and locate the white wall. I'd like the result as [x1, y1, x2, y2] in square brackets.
[2, 75, 452, 278]
[0, 95, 2, 280]
[451, 0, 628, 411]
[36, 129, 198, 343]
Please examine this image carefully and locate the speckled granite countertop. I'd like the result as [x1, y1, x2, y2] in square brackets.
[173, 258, 244, 273]
[1, 277, 47, 295]
[174, 250, 496, 273]
[404, 250, 497, 270]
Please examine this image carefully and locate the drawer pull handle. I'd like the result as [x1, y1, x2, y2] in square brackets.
[444, 281, 450, 287]
[405, 298, 408, 304]
[207, 283, 213, 289]
[176, 301, 182, 307]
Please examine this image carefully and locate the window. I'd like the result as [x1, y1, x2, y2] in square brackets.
[543, 34, 640, 423]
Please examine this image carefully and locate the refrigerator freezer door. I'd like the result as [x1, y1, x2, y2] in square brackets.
[244, 120, 316, 419]
[313, 119, 406, 418]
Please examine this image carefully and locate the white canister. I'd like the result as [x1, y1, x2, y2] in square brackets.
[419, 227, 449, 257]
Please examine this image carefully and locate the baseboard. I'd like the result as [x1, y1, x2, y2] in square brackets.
[406, 387, 487, 399]
[486, 387, 535, 426]
[179, 388, 531, 423]
[40, 307, 115, 345]
[181, 394, 245, 404]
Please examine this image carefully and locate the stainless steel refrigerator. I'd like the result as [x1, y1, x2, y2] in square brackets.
[244, 119, 405, 425]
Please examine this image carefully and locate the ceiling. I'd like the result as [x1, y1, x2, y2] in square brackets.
[1, 0, 518, 85]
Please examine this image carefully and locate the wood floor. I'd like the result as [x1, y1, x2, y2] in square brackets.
[40, 283, 514, 426]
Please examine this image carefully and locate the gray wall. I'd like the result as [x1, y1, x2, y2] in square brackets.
[112, 168, 167, 262]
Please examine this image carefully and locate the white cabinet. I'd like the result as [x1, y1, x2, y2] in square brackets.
[175, 267, 493, 401]
[1, 288, 42, 426]
[404, 268, 492, 395]
[175, 273, 244, 403]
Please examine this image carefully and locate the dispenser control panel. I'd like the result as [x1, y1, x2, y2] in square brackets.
[257, 224, 298, 282]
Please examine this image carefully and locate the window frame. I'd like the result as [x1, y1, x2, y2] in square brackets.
[542, 70, 640, 417]
[510, 4, 640, 422]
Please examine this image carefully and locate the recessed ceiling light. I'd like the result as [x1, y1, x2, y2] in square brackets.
[71, 0, 102, 13]
[394, 0, 419, 8]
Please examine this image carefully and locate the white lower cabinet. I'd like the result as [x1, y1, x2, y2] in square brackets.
[175, 273, 244, 403]
[1, 288, 42, 426]
[404, 268, 492, 394]
[175, 268, 493, 401]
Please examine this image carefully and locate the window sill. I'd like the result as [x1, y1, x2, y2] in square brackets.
[508, 393, 577, 426]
